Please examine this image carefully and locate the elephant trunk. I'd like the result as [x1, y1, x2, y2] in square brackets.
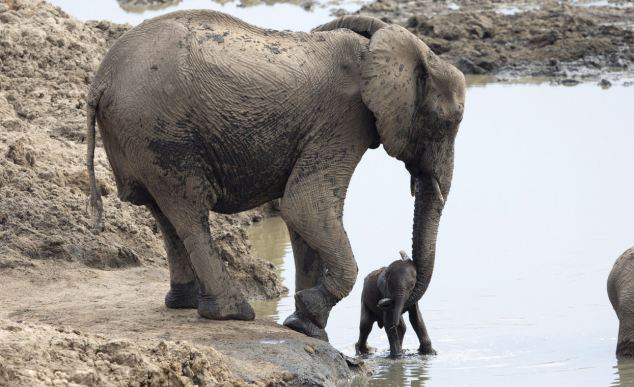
[405, 171, 450, 307]
[387, 295, 407, 357]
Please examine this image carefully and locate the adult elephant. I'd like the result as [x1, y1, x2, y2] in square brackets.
[86, 11, 465, 340]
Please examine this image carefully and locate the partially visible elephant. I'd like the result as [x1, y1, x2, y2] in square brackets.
[608, 247, 634, 357]
[86, 11, 465, 340]
[356, 251, 435, 357]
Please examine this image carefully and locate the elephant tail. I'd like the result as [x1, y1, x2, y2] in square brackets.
[312, 15, 387, 38]
[86, 85, 105, 232]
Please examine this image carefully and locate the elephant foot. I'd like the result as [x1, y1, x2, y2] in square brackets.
[294, 284, 338, 329]
[355, 342, 375, 355]
[165, 281, 199, 309]
[197, 292, 255, 321]
[617, 340, 634, 358]
[418, 345, 437, 356]
[283, 312, 329, 341]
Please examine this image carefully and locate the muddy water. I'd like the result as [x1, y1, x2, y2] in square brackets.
[47, 1, 634, 384]
[249, 81, 634, 386]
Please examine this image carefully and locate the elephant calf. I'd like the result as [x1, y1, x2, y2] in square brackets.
[608, 247, 634, 358]
[356, 251, 435, 357]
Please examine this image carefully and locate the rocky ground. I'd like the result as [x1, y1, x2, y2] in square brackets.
[354, 0, 634, 80]
[0, 0, 369, 385]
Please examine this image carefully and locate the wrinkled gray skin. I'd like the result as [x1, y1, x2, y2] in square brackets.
[608, 247, 634, 358]
[86, 11, 465, 339]
[356, 251, 435, 357]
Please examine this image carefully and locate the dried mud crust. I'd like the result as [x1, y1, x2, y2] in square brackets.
[355, 0, 634, 78]
[0, 319, 242, 387]
[0, 0, 284, 300]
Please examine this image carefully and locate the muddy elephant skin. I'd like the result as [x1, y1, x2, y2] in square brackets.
[86, 11, 465, 339]
[608, 247, 634, 358]
[356, 251, 435, 357]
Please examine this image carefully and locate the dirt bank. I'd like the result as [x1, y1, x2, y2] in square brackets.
[355, 0, 634, 79]
[0, 265, 366, 386]
[0, 0, 283, 300]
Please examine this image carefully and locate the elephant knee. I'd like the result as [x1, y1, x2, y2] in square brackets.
[324, 260, 358, 300]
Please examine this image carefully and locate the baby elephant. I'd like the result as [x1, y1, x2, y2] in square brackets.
[356, 251, 435, 357]
[608, 247, 634, 358]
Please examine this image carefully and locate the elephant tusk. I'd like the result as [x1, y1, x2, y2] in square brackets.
[410, 176, 416, 197]
[432, 177, 445, 205]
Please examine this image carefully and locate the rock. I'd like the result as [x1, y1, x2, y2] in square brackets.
[599, 78, 612, 89]
[561, 78, 581, 86]
[357, 0, 634, 78]
[6, 140, 36, 167]
[456, 58, 487, 74]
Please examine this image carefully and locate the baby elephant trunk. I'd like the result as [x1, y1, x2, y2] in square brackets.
[384, 296, 407, 357]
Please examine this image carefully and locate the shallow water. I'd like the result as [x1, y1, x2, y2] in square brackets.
[251, 82, 634, 386]
[48, 1, 634, 384]
[47, 0, 366, 30]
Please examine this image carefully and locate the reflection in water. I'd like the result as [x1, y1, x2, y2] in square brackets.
[248, 217, 294, 320]
[248, 216, 289, 268]
[613, 359, 634, 386]
[363, 354, 432, 387]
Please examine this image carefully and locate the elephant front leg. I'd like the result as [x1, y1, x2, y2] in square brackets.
[408, 303, 436, 355]
[147, 202, 198, 309]
[280, 171, 359, 340]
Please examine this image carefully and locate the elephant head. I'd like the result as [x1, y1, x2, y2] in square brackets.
[315, 17, 466, 307]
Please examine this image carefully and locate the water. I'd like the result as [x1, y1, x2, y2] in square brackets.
[250, 81, 634, 386]
[47, 0, 366, 30]
[49, 1, 634, 384]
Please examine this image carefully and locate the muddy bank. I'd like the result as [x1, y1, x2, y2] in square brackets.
[355, 0, 634, 79]
[0, 265, 367, 386]
[0, 0, 283, 300]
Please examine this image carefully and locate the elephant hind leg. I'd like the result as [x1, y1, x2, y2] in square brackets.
[151, 191, 254, 321]
[146, 201, 198, 309]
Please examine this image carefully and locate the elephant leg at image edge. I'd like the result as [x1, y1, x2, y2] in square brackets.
[152, 191, 254, 321]
[147, 202, 198, 309]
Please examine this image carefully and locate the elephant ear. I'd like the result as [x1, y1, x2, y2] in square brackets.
[360, 24, 430, 160]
